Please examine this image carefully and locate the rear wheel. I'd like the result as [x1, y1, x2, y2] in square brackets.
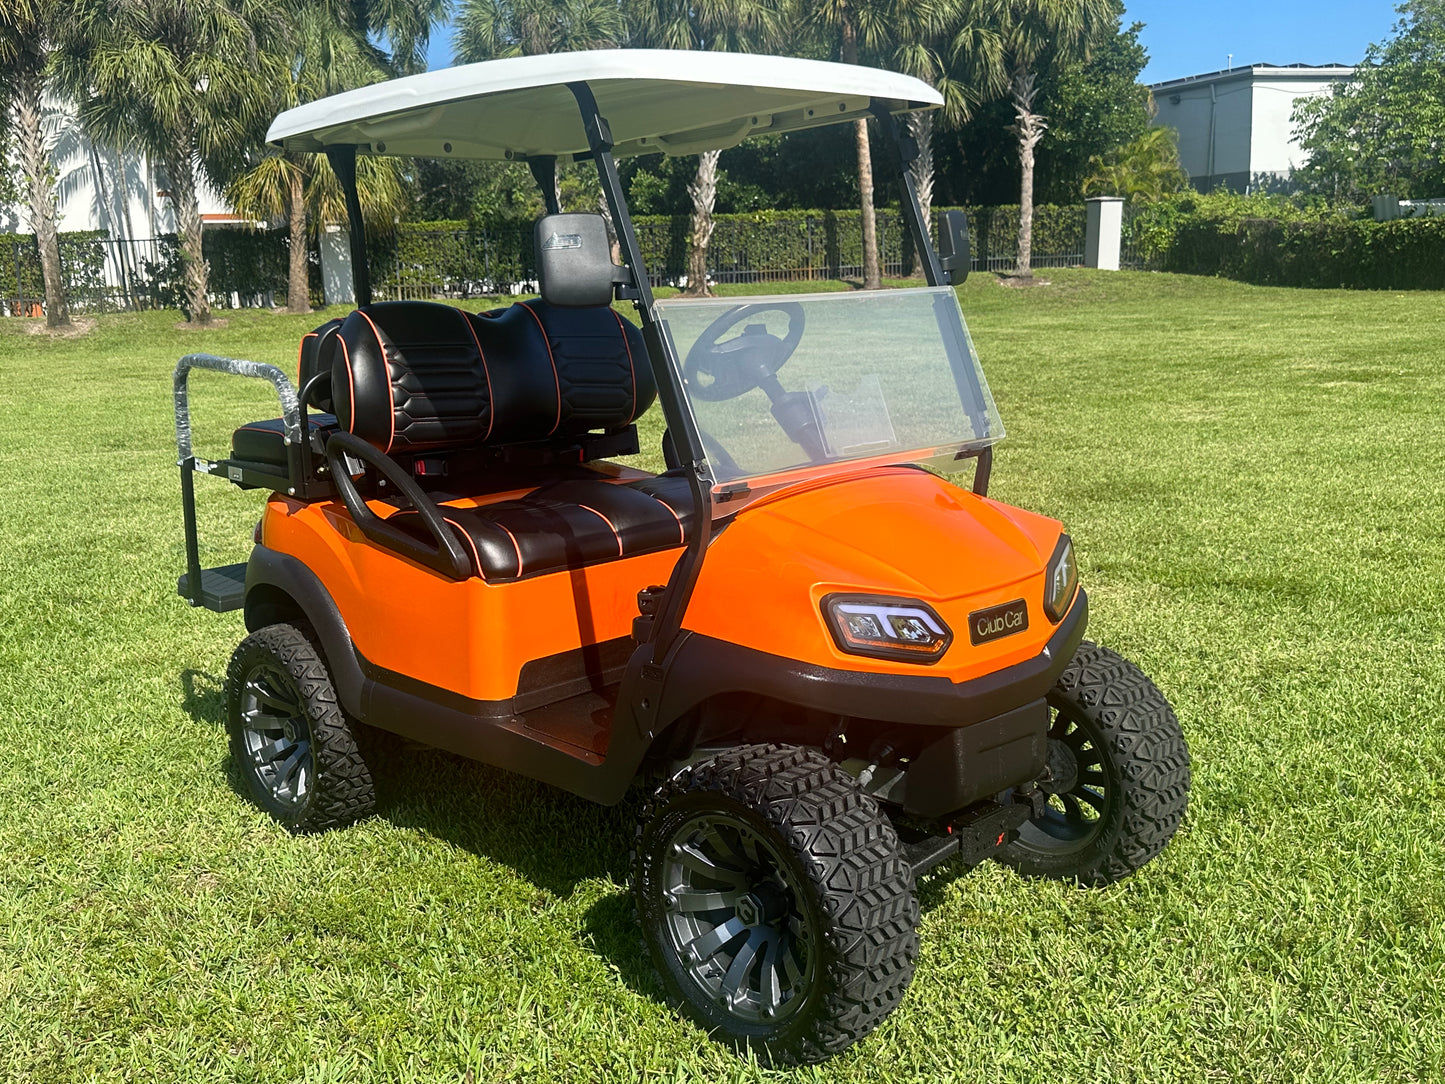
[633, 744, 918, 1066]
[999, 642, 1190, 886]
[225, 623, 375, 833]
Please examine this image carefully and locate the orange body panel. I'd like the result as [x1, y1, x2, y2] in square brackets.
[684, 467, 1071, 685]
[261, 464, 1070, 703]
[262, 488, 681, 701]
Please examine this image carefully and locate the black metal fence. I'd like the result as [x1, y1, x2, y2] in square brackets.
[2, 228, 297, 316]
[4, 203, 1104, 315]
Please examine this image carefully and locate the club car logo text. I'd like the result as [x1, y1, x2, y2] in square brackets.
[968, 599, 1029, 645]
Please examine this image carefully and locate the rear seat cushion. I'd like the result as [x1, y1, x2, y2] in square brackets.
[332, 299, 653, 457]
[390, 472, 693, 581]
[231, 414, 336, 467]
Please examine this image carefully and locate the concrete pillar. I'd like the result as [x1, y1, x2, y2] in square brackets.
[319, 225, 354, 306]
[1084, 197, 1124, 270]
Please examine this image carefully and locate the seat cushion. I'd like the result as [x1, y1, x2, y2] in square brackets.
[390, 473, 693, 581]
[330, 299, 652, 458]
[231, 414, 337, 468]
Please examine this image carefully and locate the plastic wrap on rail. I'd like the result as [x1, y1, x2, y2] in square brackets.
[173, 353, 301, 463]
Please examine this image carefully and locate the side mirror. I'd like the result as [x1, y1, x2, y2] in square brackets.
[937, 210, 971, 285]
[535, 213, 625, 307]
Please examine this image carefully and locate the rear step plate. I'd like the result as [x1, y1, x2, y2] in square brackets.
[178, 562, 247, 612]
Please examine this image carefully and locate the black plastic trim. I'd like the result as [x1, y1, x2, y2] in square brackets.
[651, 591, 1088, 733]
[243, 545, 369, 719]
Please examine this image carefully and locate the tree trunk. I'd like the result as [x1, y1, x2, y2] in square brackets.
[906, 110, 934, 277]
[16, 64, 71, 327]
[683, 149, 720, 297]
[841, 18, 881, 290]
[1010, 67, 1047, 279]
[166, 145, 211, 325]
[855, 120, 881, 289]
[286, 158, 310, 313]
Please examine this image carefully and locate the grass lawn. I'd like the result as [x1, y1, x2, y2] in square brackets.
[1, 270, 1442, 1082]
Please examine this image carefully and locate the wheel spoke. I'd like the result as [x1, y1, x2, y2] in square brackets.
[687, 917, 747, 963]
[252, 737, 295, 766]
[1060, 792, 1085, 821]
[674, 888, 742, 913]
[1078, 769, 1107, 787]
[1075, 786, 1105, 812]
[275, 744, 308, 793]
[676, 844, 747, 887]
[702, 822, 750, 868]
[758, 935, 784, 1014]
[720, 926, 766, 997]
[246, 677, 299, 716]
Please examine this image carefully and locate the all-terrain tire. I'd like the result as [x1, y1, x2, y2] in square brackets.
[999, 641, 1190, 886]
[225, 623, 375, 833]
[633, 743, 919, 1066]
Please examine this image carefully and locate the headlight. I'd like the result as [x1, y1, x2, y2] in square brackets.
[822, 594, 952, 664]
[1043, 534, 1078, 623]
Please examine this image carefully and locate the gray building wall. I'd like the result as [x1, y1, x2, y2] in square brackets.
[1150, 65, 1355, 193]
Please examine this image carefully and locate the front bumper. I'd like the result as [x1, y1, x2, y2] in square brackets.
[659, 589, 1087, 731]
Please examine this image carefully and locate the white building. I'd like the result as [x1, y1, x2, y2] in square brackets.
[1149, 63, 1355, 193]
[1, 99, 240, 240]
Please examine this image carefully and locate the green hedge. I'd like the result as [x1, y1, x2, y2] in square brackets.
[369, 204, 1086, 297]
[2, 228, 302, 315]
[1125, 192, 1445, 290]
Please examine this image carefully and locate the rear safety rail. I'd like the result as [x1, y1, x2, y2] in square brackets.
[173, 353, 312, 612]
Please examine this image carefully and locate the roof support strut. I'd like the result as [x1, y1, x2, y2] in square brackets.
[325, 145, 371, 307]
[566, 80, 714, 720]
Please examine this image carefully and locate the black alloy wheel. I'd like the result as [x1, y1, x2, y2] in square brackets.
[657, 810, 815, 1026]
[999, 641, 1191, 887]
[634, 744, 918, 1066]
[225, 623, 375, 833]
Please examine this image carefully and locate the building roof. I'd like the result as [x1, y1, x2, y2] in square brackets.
[267, 50, 942, 162]
[1149, 63, 1356, 93]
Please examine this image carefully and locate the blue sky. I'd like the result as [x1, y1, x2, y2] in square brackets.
[424, 2, 1402, 82]
[1124, 0, 1400, 83]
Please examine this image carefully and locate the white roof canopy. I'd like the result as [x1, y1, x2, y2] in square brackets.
[267, 50, 942, 161]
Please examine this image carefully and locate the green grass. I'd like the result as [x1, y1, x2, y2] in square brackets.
[2, 271, 1443, 1082]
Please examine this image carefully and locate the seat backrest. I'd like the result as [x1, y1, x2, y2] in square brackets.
[297, 318, 344, 412]
[329, 298, 652, 457]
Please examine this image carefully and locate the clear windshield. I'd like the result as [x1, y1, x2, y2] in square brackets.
[655, 286, 1004, 508]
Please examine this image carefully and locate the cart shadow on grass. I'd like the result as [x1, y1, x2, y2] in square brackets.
[179, 666, 974, 996]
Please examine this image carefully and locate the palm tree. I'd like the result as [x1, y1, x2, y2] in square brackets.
[977, 0, 1115, 278]
[1082, 125, 1188, 203]
[1, 0, 70, 327]
[225, 0, 433, 312]
[627, 0, 787, 295]
[56, 0, 290, 325]
[456, 0, 625, 62]
[802, 0, 900, 289]
[890, 1, 1004, 271]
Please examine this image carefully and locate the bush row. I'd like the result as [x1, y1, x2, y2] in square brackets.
[1128, 193, 1445, 289]
[366, 204, 1087, 296]
[1, 228, 305, 314]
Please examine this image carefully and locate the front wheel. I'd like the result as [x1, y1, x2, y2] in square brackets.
[632, 744, 919, 1066]
[999, 642, 1190, 886]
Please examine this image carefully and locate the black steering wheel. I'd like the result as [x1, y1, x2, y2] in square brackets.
[683, 303, 806, 402]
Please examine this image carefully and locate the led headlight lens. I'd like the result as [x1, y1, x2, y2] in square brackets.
[1044, 534, 1078, 623]
[822, 595, 952, 664]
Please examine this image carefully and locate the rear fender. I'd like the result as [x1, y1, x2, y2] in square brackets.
[244, 544, 368, 719]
